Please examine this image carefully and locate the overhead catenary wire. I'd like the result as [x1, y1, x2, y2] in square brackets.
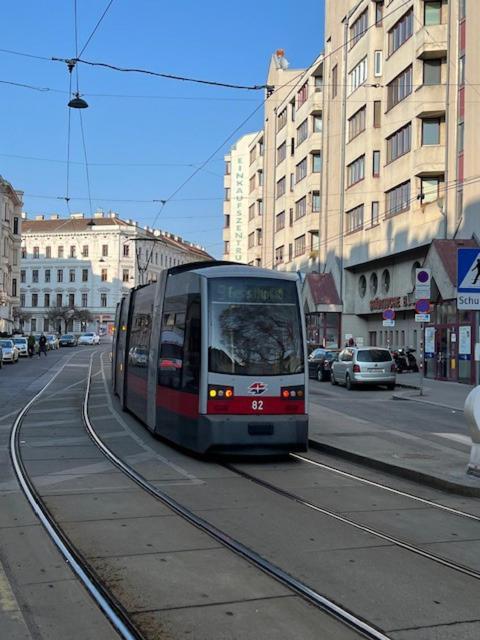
[78, 0, 116, 58]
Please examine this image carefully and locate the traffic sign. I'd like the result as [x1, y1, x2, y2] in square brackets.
[383, 319, 395, 327]
[382, 308, 396, 321]
[415, 299, 430, 314]
[415, 313, 431, 323]
[458, 248, 480, 309]
[415, 268, 431, 299]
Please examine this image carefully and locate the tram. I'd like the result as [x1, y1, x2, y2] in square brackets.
[112, 262, 308, 454]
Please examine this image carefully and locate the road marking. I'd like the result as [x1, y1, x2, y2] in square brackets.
[0, 560, 32, 636]
[433, 432, 472, 446]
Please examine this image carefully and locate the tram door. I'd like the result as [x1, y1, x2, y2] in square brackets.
[115, 295, 130, 408]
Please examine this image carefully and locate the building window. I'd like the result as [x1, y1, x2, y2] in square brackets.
[101, 268, 108, 282]
[423, 59, 442, 85]
[256, 229, 262, 246]
[56, 293, 62, 307]
[257, 200, 263, 216]
[387, 66, 412, 110]
[101, 293, 107, 307]
[68, 293, 75, 308]
[276, 211, 285, 231]
[58, 245, 64, 258]
[276, 176, 286, 198]
[57, 269, 63, 283]
[424, 1, 441, 25]
[277, 142, 286, 165]
[43, 318, 49, 332]
[275, 245, 284, 264]
[259, 139, 264, 156]
[386, 180, 411, 216]
[20, 269, 26, 283]
[312, 153, 322, 173]
[297, 82, 308, 108]
[249, 176, 255, 193]
[314, 75, 323, 91]
[370, 273, 378, 296]
[225, 187, 231, 201]
[348, 105, 366, 140]
[313, 114, 322, 133]
[32, 269, 39, 283]
[422, 118, 441, 145]
[45, 246, 51, 258]
[382, 269, 391, 293]
[249, 146, 256, 165]
[295, 197, 307, 220]
[375, 1, 383, 26]
[13, 217, 19, 235]
[312, 191, 321, 212]
[70, 245, 76, 258]
[122, 269, 129, 283]
[21, 246, 26, 259]
[277, 108, 287, 131]
[225, 160, 231, 175]
[387, 122, 412, 162]
[290, 173, 295, 192]
[31, 318, 36, 332]
[347, 155, 365, 187]
[248, 232, 255, 249]
[459, 55, 465, 86]
[102, 244, 108, 257]
[348, 56, 368, 95]
[350, 9, 368, 47]
[68, 268, 75, 282]
[82, 245, 89, 257]
[374, 51, 383, 77]
[20, 293, 26, 307]
[373, 151, 381, 177]
[296, 157, 308, 182]
[294, 235, 306, 257]
[81, 293, 88, 307]
[43, 293, 50, 308]
[289, 208, 293, 227]
[224, 214, 231, 228]
[246, 204, 254, 222]
[45, 269, 50, 283]
[32, 293, 38, 307]
[81, 268, 88, 282]
[371, 201, 380, 226]
[224, 240, 230, 254]
[346, 204, 364, 232]
[459, 0, 466, 20]
[373, 100, 381, 128]
[359, 275, 367, 298]
[458, 121, 464, 153]
[332, 64, 338, 98]
[421, 177, 443, 203]
[296, 119, 309, 146]
[388, 8, 413, 55]
[258, 170, 263, 186]
[33, 246, 39, 259]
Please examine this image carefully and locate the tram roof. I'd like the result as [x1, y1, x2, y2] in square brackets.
[169, 261, 300, 281]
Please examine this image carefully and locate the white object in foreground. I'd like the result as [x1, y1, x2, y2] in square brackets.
[465, 386, 480, 476]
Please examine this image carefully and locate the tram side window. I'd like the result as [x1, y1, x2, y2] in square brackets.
[128, 287, 154, 373]
[158, 275, 201, 393]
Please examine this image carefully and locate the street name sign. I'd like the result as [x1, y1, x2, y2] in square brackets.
[458, 248, 480, 310]
[415, 268, 431, 299]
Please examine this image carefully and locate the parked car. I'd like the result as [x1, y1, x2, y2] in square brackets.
[59, 334, 78, 347]
[47, 334, 59, 350]
[331, 347, 396, 390]
[78, 332, 100, 346]
[12, 336, 28, 357]
[0, 339, 19, 364]
[308, 348, 341, 381]
[0, 343, 3, 368]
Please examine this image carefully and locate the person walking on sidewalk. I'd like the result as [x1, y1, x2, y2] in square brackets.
[27, 333, 35, 357]
[38, 333, 48, 357]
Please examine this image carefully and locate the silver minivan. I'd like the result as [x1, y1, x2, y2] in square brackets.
[331, 347, 396, 390]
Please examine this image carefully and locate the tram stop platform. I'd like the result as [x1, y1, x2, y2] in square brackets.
[308, 378, 480, 497]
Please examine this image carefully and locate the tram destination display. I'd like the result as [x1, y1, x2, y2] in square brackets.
[210, 278, 297, 304]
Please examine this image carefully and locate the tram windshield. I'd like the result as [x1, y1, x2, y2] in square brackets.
[208, 278, 304, 376]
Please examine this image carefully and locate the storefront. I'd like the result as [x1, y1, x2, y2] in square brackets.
[303, 272, 342, 351]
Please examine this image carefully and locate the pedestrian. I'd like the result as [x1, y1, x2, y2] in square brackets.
[39, 333, 48, 357]
[27, 333, 35, 358]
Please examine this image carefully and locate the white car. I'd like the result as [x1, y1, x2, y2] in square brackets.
[12, 337, 28, 357]
[78, 332, 100, 346]
[0, 339, 20, 363]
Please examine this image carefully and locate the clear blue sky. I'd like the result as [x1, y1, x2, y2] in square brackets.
[0, 1, 325, 257]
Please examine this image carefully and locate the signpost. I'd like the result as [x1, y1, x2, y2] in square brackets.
[382, 308, 395, 327]
[415, 269, 431, 299]
[414, 270, 431, 396]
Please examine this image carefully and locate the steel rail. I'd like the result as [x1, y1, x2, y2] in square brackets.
[9, 352, 142, 640]
[83, 353, 392, 640]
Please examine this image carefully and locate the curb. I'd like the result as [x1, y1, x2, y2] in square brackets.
[308, 439, 480, 497]
[392, 391, 464, 412]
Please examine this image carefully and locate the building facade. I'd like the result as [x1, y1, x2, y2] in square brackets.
[0, 176, 22, 334]
[20, 212, 211, 335]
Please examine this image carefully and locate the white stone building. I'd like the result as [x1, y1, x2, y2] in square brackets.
[0, 176, 22, 334]
[20, 212, 211, 335]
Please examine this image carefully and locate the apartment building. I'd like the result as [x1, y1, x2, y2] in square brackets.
[223, 132, 264, 265]
[0, 176, 22, 334]
[20, 212, 211, 335]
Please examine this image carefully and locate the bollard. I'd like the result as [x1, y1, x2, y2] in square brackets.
[465, 386, 480, 476]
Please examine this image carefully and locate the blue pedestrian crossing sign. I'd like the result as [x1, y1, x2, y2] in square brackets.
[457, 248, 480, 309]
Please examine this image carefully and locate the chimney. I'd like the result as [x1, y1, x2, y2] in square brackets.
[35, 214, 44, 221]
[50, 213, 60, 220]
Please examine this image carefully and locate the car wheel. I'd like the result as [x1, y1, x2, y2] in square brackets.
[316, 367, 323, 382]
[346, 374, 354, 391]
[386, 383, 395, 390]
[330, 371, 337, 385]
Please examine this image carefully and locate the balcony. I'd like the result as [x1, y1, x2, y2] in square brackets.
[415, 23, 447, 60]
[414, 83, 446, 118]
[414, 145, 446, 177]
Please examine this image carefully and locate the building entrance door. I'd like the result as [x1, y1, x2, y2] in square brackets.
[434, 326, 458, 381]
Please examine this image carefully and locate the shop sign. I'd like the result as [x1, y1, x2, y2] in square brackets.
[459, 326, 472, 361]
[370, 296, 409, 312]
[425, 327, 435, 358]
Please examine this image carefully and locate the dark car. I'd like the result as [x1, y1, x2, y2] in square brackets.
[308, 348, 340, 381]
[59, 334, 77, 347]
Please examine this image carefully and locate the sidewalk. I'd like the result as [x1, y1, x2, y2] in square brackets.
[393, 374, 474, 411]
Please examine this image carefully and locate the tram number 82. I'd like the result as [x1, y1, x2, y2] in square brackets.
[251, 400, 264, 411]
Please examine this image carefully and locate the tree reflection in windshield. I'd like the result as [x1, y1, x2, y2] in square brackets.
[209, 303, 303, 376]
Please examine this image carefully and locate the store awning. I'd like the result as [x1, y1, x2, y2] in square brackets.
[304, 272, 342, 313]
